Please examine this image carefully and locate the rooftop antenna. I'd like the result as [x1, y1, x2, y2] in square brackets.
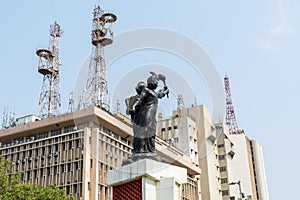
[2, 106, 15, 129]
[82, 5, 117, 111]
[68, 91, 74, 112]
[36, 22, 62, 118]
[193, 97, 198, 107]
[2, 107, 8, 129]
[177, 94, 185, 110]
[8, 108, 15, 127]
[157, 113, 163, 121]
[116, 95, 121, 113]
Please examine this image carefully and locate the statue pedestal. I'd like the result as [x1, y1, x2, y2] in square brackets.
[107, 159, 187, 200]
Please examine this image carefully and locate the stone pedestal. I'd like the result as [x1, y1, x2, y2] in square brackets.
[107, 159, 187, 200]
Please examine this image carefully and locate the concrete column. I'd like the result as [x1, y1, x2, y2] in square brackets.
[82, 127, 91, 200]
[90, 128, 99, 200]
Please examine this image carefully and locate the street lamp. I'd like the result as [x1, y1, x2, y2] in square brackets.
[229, 180, 244, 200]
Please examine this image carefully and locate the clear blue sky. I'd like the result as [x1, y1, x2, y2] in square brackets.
[1, 1, 299, 199]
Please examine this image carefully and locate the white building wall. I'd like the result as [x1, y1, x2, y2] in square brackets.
[228, 134, 254, 198]
[157, 116, 199, 166]
[251, 140, 269, 200]
[184, 106, 222, 200]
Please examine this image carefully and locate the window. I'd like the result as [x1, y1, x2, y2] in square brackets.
[217, 144, 224, 148]
[47, 167, 51, 176]
[66, 186, 70, 194]
[76, 140, 81, 148]
[174, 137, 179, 144]
[162, 133, 167, 141]
[220, 166, 227, 172]
[38, 132, 48, 139]
[64, 125, 75, 133]
[121, 137, 127, 144]
[55, 144, 59, 151]
[173, 125, 178, 129]
[112, 132, 119, 140]
[221, 178, 228, 184]
[54, 166, 57, 174]
[222, 190, 229, 196]
[50, 129, 61, 136]
[75, 162, 79, 170]
[219, 155, 225, 160]
[62, 143, 66, 150]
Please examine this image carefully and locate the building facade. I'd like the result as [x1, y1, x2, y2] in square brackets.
[157, 105, 269, 200]
[0, 107, 201, 200]
[228, 134, 269, 200]
[157, 113, 199, 166]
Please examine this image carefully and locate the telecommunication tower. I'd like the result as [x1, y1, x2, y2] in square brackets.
[83, 5, 117, 111]
[224, 75, 244, 134]
[36, 22, 62, 118]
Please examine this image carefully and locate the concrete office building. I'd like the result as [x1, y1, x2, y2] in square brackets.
[0, 107, 201, 200]
[157, 105, 269, 200]
[228, 134, 269, 200]
[157, 105, 231, 199]
[157, 112, 199, 166]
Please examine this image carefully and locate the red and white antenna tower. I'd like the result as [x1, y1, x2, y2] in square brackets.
[224, 75, 244, 134]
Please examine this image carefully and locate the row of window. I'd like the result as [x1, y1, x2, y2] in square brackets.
[1, 125, 80, 148]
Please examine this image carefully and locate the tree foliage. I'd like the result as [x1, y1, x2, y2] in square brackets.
[0, 159, 74, 200]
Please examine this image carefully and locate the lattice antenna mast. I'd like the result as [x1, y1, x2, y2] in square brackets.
[224, 75, 243, 134]
[1, 107, 15, 129]
[36, 22, 62, 118]
[68, 91, 74, 112]
[2, 107, 8, 129]
[177, 94, 185, 110]
[116, 96, 121, 113]
[83, 5, 117, 111]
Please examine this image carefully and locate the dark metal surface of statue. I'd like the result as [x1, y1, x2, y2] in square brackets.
[122, 72, 169, 165]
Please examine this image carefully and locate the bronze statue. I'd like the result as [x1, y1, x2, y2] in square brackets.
[123, 72, 169, 165]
